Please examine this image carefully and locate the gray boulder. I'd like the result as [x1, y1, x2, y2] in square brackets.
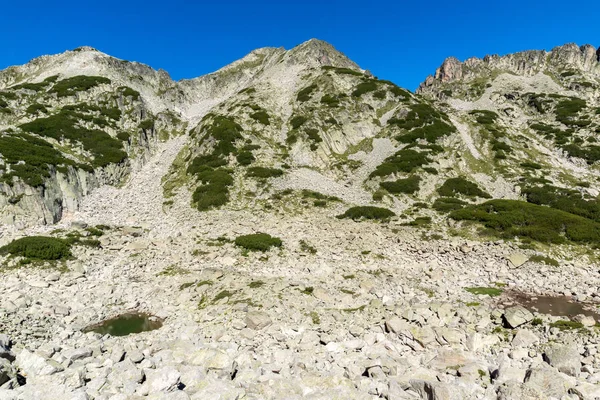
[503, 306, 534, 328]
[245, 311, 272, 330]
[543, 344, 581, 377]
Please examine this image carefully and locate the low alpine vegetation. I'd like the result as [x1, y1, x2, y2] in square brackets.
[380, 176, 420, 194]
[437, 177, 491, 199]
[450, 200, 600, 245]
[234, 233, 283, 252]
[246, 167, 284, 179]
[0, 236, 72, 261]
[337, 206, 395, 221]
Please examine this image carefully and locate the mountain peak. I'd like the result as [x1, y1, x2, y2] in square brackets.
[285, 38, 360, 70]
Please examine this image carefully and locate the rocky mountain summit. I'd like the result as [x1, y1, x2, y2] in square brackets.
[1, 40, 600, 399]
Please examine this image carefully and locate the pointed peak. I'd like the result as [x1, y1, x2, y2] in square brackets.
[286, 38, 360, 70]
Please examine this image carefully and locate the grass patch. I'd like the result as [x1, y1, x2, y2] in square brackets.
[234, 233, 283, 252]
[528, 254, 559, 267]
[337, 206, 395, 221]
[465, 287, 503, 297]
[299, 240, 317, 254]
[213, 290, 235, 303]
[248, 281, 265, 288]
[310, 311, 320, 324]
[157, 264, 190, 276]
[549, 320, 584, 331]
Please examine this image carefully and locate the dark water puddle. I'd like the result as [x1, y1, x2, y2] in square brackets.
[83, 313, 163, 337]
[504, 292, 600, 320]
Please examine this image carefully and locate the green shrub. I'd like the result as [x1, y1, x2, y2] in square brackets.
[432, 197, 467, 212]
[351, 81, 378, 97]
[139, 119, 154, 130]
[247, 167, 284, 178]
[49, 75, 111, 97]
[404, 216, 431, 226]
[290, 115, 308, 129]
[20, 111, 126, 168]
[9, 80, 52, 91]
[202, 114, 243, 148]
[370, 149, 431, 178]
[561, 144, 600, 164]
[305, 128, 322, 149]
[437, 177, 491, 198]
[396, 120, 456, 144]
[337, 206, 395, 221]
[250, 110, 270, 125]
[469, 110, 498, 125]
[380, 176, 420, 194]
[449, 199, 600, 244]
[373, 90, 386, 100]
[26, 103, 48, 114]
[234, 233, 283, 251]
[0, 133, 80, 187]
[119, 86, 140, 99]
[320, 94, 340, 107]
[388, 103, 443, 129]
[322, 66, 364, 76]
[297, 84, 317, 102]
[191, 167, 234, 211]
[0, 236, 71, 260]
[236, 151, 255, 165]
[522, 184, 600, 222]
[555, 98, 587, 126]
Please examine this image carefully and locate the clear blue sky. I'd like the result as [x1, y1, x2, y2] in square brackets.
[2, 0, 599, 91]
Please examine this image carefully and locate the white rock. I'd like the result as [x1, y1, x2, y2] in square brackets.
[145, 366, 181, 393]
[245, 311, 272, 330]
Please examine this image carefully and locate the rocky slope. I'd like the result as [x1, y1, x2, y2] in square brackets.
[0, 40, 600, 400]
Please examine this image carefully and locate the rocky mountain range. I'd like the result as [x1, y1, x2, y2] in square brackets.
[0, 40, 600, 399]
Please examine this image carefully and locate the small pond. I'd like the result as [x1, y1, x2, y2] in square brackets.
[504, 292, 600, 321]
[83, 312, 163, 337]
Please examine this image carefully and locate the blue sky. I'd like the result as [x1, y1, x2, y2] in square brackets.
[2, 0, 599, 91]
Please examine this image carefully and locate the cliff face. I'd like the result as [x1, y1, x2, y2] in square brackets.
[418, 43, 600, 99]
